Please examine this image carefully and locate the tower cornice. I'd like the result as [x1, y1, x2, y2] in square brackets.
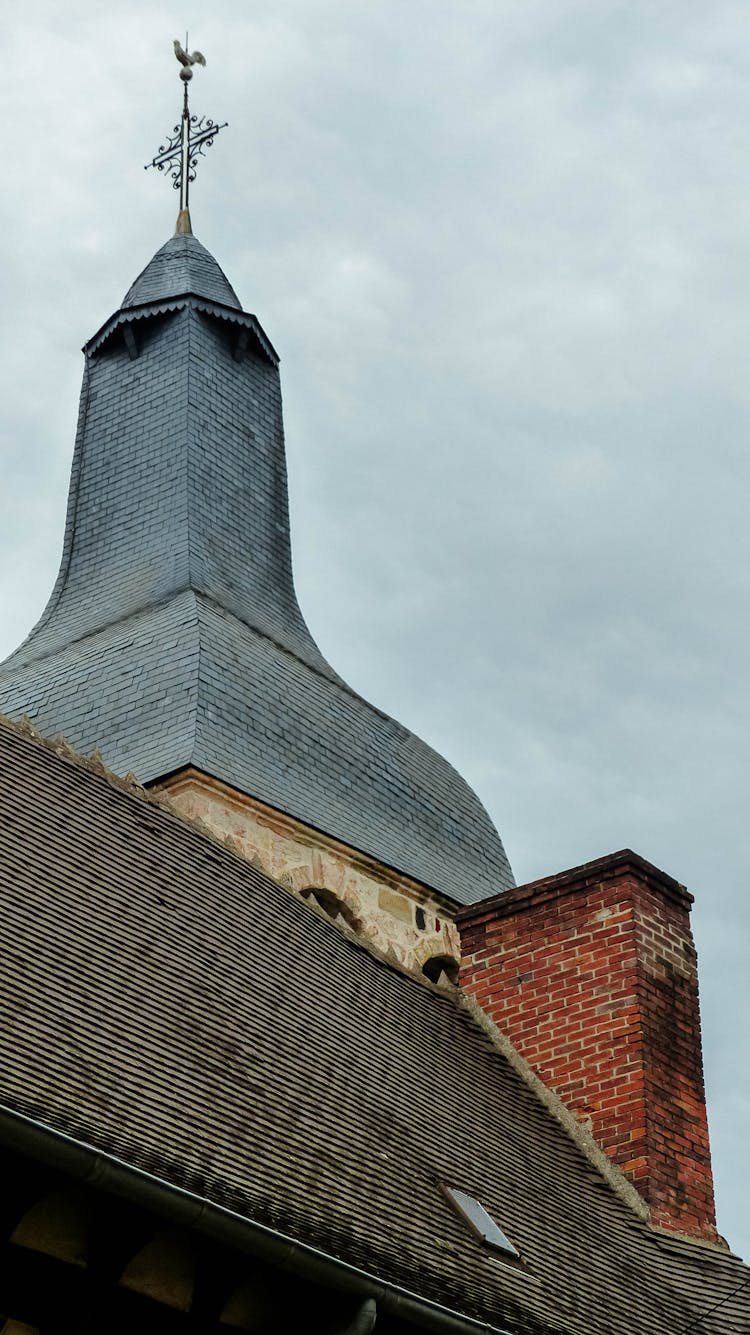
[85, 295, 278, 365]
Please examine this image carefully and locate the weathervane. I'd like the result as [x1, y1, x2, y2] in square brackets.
[145, 37, 228, 212]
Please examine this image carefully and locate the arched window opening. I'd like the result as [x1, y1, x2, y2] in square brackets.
[422, 954, 460, 986]
[301, 887, 362, 934]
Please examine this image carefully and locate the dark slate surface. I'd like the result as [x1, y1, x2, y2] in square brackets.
[1, 717, 749, 1335]
[0, 231, 515, 904]
[0, 596, 200, 779]
[122, 232, 241, 309]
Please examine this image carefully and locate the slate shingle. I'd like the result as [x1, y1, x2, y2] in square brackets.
[0, 232, 515, 905]
[121, 232, 241, 309]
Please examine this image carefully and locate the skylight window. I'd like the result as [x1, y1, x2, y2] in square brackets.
[442, 1185, 519, 1258]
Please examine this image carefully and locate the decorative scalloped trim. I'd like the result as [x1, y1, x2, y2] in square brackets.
[85, 296, 278, 365]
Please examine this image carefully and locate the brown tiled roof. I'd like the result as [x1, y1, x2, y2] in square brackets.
[0, 715, 747, 1334]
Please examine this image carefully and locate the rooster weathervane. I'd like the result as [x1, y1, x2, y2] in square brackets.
[145, 37, 228, 212]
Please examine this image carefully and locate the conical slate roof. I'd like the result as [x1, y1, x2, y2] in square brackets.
[0, 228, 515, 905]
[122, 231, 241, 309]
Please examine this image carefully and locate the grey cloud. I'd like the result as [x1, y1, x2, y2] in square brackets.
[2, 0, 749, 1257]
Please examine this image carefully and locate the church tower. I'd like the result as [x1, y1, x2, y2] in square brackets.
[0, 55, 741, 1326]
[0, 213, 514, 974]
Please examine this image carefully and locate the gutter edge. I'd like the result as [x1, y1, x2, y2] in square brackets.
[0, 1103, 529, 1335]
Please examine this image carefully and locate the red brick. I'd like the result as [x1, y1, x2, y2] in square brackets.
[457, 849, 717, 1242]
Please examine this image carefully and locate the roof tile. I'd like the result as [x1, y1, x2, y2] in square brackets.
[0, 716, 747, 1335]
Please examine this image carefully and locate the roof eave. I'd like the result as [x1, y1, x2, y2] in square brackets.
[0, 1102, 524, 1335]
[84, 296, 279, 365]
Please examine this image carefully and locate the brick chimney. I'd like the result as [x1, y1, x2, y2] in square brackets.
[457, 850, 717, 1241]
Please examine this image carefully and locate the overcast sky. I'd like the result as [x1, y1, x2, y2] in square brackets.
[2, 1, 749, 1259]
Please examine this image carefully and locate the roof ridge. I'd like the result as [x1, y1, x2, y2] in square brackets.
[0, 712, 225, 854]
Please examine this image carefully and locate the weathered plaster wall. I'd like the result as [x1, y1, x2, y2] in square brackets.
[157, 769, 461, 976]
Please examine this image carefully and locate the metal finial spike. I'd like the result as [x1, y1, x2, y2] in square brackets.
[145, 40, 227, 213]
[175, 209, 193, 235]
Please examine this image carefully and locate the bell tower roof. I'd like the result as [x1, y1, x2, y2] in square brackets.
[122, 229, 241, 310]
[0, 229, 516, 907]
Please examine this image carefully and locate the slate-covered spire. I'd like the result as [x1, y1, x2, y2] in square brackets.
[121, 224, 240, 309]
[0, 229, 515, 905]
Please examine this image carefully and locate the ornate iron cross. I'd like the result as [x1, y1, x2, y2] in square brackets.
[145, 38, 228, 210]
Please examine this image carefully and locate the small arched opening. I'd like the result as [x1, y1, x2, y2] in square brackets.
[301, 887, 362, 934]
[422, 954, 460, 986]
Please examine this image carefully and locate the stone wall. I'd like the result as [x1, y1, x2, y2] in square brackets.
[157, 768, 461, 978]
